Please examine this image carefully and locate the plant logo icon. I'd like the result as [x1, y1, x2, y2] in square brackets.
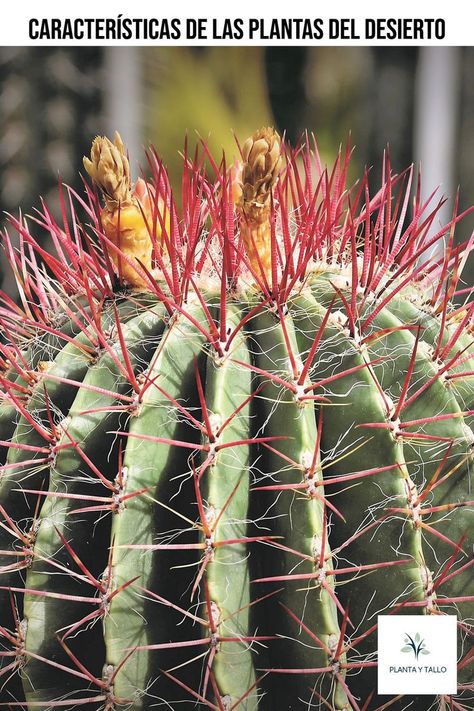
[401, 633, 430, 660]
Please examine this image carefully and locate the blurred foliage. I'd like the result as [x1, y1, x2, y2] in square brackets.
[0, 47, 104, 294]
[303, 47, 417, 185]
[142, 47, 419, 195]
[143, 47, 273, 193]
[458, 47, 474, 248]
[0, 48, 103, 213]
[265, 48, 307, 143]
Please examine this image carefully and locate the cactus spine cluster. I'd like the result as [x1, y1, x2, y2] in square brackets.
[0, 129, 473, 711]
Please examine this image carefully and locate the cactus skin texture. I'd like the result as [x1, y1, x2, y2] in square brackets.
[0, 130, 473, 711]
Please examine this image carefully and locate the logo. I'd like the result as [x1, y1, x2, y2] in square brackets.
[378, 615, 457, 695]
[400, 632, 430, 660]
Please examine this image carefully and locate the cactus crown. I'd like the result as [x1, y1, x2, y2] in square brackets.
[0, 130, 473, 711]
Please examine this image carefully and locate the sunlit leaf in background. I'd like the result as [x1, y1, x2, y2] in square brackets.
[143, 47, 274, 196]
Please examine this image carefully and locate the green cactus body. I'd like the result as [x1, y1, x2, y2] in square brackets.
[22, 302, 167, 705]
[0, 132, 473, 711]
[106, 303, 208, 704]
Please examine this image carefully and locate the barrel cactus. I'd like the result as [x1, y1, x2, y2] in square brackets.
[0, 128, 473, 711]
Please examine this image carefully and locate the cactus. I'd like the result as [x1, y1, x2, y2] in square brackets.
[0, 128, 473, 711]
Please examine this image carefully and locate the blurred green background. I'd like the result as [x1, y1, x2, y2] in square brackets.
[1, 46, 473, 293]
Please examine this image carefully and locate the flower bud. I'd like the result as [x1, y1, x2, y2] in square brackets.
[83, 132, 132, 211]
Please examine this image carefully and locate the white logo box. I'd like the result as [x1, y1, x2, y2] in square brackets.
[377, 615, 457, 695]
